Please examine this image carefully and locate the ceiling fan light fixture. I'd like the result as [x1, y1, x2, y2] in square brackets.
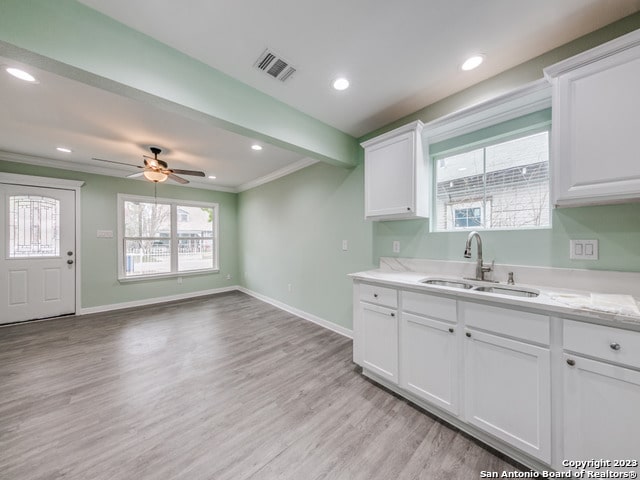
[143, 170, 168, 183]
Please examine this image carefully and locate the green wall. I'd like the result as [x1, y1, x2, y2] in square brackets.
[238, 161, 374, 329]
[0, 159, 239, 309]
[236, 15, 640, 331]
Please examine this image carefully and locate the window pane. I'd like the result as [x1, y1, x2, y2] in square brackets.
[178, 239, 214, 272]
[124, 201, 170, 237]
[435, 148, 485, 231]
[124, 239, 171, 276]
[9, 195, 60, 257]
[434, 130, 550, 231]
[484, 131, 550, 228]
[177, 206, 213, 237]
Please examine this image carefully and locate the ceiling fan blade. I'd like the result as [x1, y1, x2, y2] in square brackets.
[168, 173, 189, 184]
[92, 157, 143, 168]
[170, 169, 206, 177]
[127, 172, 145, 178]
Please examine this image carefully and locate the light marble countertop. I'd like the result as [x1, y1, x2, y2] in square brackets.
[349, 264, 640, 331]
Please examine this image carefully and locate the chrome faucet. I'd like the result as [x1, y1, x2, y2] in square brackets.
[464, 231, 492, 281]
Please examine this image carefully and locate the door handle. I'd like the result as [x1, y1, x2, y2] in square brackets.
[67, 259, 74, 265]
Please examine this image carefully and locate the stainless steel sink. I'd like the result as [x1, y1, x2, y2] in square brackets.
[421, 279, 474, 289]
[473, 286, 539, 298]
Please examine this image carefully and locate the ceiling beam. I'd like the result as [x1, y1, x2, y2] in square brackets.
[0, 0, 358, 168]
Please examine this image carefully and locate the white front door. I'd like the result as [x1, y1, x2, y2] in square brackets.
[0, 184, 76, 324]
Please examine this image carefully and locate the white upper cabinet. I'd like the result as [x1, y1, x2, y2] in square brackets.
[361, 121, 429, 220]
[545, 29, 640, 206]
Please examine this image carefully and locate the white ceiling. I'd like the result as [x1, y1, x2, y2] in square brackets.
[79, 0, 640, 137]
[0, 56, 308, 191]
[1, 1, 639, 191]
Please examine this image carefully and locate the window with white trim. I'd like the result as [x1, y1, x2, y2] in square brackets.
[432, 109, 551, 231]
[118, 194, 218, 279]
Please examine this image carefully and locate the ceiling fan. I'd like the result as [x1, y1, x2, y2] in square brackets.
[92, 147, 206, 184]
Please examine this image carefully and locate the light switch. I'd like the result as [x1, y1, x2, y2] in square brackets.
[570, 239, 598, 260]
[97, 230, 113, 238]
[342, 240, 348, 251]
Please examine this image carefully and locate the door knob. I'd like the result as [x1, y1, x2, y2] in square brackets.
[67, 259, 74, 265]
[67, 251, 73, 256]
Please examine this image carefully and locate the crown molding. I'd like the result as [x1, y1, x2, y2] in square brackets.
[236, 157, 319, 192]
[0, 150, 318, 193]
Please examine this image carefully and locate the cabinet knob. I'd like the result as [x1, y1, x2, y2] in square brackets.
[373, 293, 378, 298]
[566, 359, 575, 366]
[390, 312, 395, 317]
[465, 332, 471, 338]
[610, 342, 621, 351]
[67, 259, 74, 265]
[448, 327, 454, 333]
[406, 207, 411, 211]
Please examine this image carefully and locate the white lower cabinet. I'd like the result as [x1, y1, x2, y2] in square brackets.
[464, 329, 551, 463]
[563, 354, 640, 472]
[361, 302, 398, 384]
[400, 312, 458, 415]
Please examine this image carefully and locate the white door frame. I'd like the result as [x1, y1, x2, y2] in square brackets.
[0, 172, 85, 318]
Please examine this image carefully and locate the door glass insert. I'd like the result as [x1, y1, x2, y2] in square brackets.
[8, 195, 61, 257]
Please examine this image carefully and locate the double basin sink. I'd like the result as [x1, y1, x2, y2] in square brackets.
[421, 278, 539, 298]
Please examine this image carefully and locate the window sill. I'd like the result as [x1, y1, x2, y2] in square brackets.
[118, 269, 220, 283]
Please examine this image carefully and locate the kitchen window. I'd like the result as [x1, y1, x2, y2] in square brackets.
[431, 109, 551, 231]
[117, 194, 218, 280]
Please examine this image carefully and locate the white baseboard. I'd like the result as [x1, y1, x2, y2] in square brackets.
[79, 286, 240, 315]
[237, 287, 353, 339]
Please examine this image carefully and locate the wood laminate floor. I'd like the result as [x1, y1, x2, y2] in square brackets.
[0, 291, 522, 479]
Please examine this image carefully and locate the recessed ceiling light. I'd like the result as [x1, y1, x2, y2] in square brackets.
[56, 147, 72, 153]
[251, 144, 263, 151]
[332, 77, 350, 91]
[6, 67, 37, 82]
[461, 55, 484, 71]
[208, 175, 217, 179]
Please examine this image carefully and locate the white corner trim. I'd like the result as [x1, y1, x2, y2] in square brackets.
[422, 78, 551, 145]
[544, 28, 640, 79]
[0, 170, 85, 188]
[360, 120, 424, 148]
[236, 157, 320, 192]
[79, 286, 239, 315]
[237, 287, 353, 339]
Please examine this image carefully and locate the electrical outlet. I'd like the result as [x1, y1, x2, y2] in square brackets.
[96, 230, 113, 238]
[226, 274, 232, 280]
[570, 239, 598, 260]
[287, 283, 292, 292]
[177, 277, 183, 285]
[392, 240, 400, 253]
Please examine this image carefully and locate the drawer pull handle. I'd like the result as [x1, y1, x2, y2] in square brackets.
[390, 312, 395, 317]
[610, 342, 621, 351]
[567, 359, 575, 366]
[373, 293, 378, 298]
[448, 327, 454, 333]
[465, 332, 471, 338]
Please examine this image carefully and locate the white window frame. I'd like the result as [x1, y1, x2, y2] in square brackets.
[422, 78, 553, 233]
[117, 193, 219, 281]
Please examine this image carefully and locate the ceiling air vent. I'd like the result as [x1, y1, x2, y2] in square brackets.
[254, 49, 296, 82]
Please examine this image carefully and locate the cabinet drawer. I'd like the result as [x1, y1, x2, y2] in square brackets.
[564, 320, 640, 369]
[401, 290, 456, 323]
[460, 302, 549, 345]
[359, 283, 398, 308]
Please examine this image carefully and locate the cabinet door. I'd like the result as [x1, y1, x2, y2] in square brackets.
[464, 330, 551, 463]
[364, 131, 415, 217]
[563, 354, 640, 473]
[361, 302, 398, 384]
[401, 312, 458, 415]
[552, 42, 640, 205]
